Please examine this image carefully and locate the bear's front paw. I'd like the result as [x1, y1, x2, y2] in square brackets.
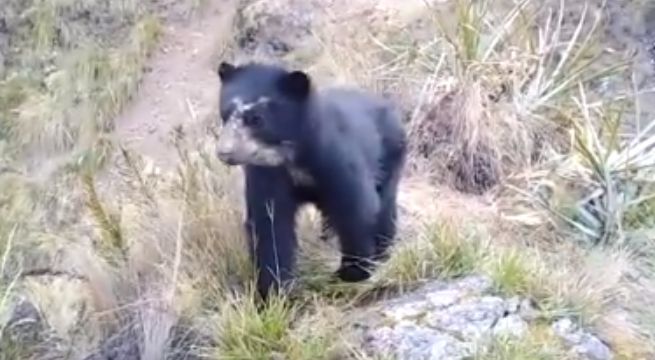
[336, 262, 372, 282]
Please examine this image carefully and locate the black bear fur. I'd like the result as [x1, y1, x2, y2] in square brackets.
[215, 61, 407, 301]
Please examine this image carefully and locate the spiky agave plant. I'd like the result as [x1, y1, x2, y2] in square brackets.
[565, 85, 655, 246]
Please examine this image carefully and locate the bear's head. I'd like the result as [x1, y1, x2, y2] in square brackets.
[214, 61, 313, 167]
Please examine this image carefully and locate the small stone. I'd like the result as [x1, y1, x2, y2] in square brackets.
[552, 318, 613, 360]
[518, 298, 539, 321]
[552, 318, 583, 343]
[493, 315, 528, 338]
[552, 318, 576, 335]
[504, 296, 521, 314]
[571, 335, 613, 360]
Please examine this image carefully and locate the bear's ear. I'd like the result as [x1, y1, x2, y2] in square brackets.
[217, 62, 237, 82]
[277, 70, 311, 99]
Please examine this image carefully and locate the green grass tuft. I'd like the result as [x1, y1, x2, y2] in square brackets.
[484, 247, 550, 299]
[214, 294, 344, 360]
[217, 295, 293, 359]
[380, 221, 481, 286]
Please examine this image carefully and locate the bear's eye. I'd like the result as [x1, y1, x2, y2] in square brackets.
[243, 112, 263, 127]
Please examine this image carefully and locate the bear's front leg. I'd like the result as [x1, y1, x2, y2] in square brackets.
[244, 167, 300, 302]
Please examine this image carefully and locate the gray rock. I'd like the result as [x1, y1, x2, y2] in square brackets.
[552, 318, 613, 360]
[381, 300, 428, 322]
[357, 276, 617, 360]
[235, 0, 321, 59]
[366, 323, 471, 360]
[382, 275, 493, 309]
[492, 314, 528, 338]
[424, 296, 506, 340]
[377, 276, 494, 323]
[359, 276, 534, 359]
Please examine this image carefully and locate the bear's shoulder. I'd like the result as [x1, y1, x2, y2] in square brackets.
[314, 86, 403, 139]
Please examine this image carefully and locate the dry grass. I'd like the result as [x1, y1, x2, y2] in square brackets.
[2, 0, 655, 359]
[308, 0, 624, 194]
[212, 294, 348, 359]
[2, 1, 162, 160]
[0, 228, 18, 330]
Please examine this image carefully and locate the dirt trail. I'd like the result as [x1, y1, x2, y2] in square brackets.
[112, 0, 237, 170]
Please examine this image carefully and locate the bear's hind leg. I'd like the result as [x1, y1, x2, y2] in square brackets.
[373, 134, 406, 262]
[321, 179, 380, 283]
[373, 170, 403, 262]
[373, 188, 400, 263]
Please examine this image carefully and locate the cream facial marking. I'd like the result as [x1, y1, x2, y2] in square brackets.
[229, 97, 270, 118]
[216, 96, 289, 166]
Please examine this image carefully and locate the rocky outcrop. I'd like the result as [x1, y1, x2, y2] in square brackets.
[350, 275, 613, 360]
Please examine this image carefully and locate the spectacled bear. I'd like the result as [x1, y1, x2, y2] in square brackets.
[215, 61, 407, 301]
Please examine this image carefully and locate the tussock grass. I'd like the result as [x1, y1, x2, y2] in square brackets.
[378, 220, 481, 286]
[169, 131, 253, 302]
[484, 247, 551, 300]
[213, 293, 348, 360]
[216, 293, 296, 359]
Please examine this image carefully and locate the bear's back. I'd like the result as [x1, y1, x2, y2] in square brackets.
[317, 87, 403, 138]
[313, 87, 404, 177]
[317, 87, 383, 155]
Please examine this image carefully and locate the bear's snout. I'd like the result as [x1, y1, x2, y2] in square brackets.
[215, 120, 245, 165]
[216, 140, 236, 165]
